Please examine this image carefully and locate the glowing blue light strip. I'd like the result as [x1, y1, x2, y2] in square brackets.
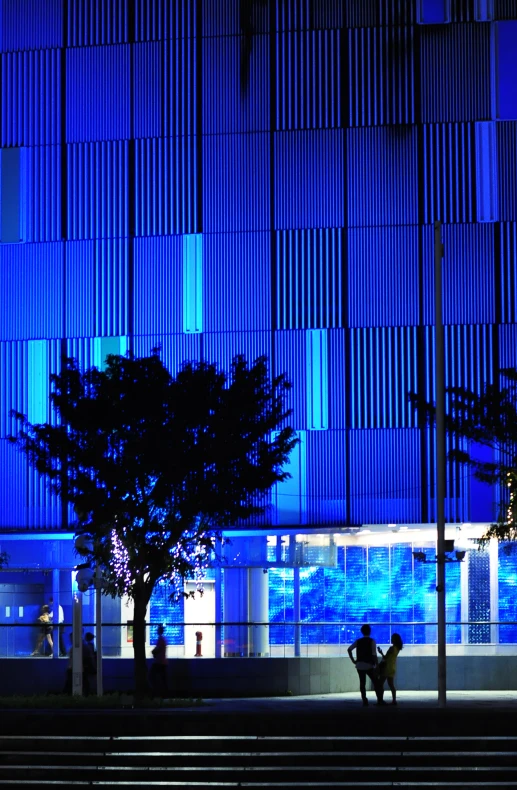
[183, 234, 203, 334]
[306, 330, 328, 431]
[27, 339, 47, 425]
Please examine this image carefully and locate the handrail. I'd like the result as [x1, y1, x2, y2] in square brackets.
[2, 620, 515, 627]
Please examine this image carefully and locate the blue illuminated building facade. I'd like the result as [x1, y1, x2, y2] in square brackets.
[0, 0, 516, 662]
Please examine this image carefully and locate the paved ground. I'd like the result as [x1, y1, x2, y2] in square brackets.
[199, 690, 517, 713]
[2, 690, 516, 737]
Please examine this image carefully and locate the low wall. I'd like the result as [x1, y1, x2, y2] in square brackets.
[0, 656, 515, 697]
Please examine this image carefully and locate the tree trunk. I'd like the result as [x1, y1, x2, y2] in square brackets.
[132, 582, 152, 698]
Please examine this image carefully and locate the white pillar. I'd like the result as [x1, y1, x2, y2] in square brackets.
[294, 567, 301, 657]
[248, 568, 269, 657]
[489, 538, 499, 645]
[214, 567, 222, 659]
[460, 552, 469, 646]
[52, 569, 60, 660]
[223, 568, 249, 657]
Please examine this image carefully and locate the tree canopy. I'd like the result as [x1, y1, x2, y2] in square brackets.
[410, 368, 517, 544]
[9, 350, 297, 694]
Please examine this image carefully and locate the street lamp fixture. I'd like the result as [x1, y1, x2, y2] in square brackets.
[412, 543, 466, 564]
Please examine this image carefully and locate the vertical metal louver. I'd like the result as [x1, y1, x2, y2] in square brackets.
[135, 0, 196, 40]
[20, 145, 62, 242]
[163, 36, 198, 137]
[0, 340, 28, 437]
[274, 330, 307, 430]
[65, 241, 95, 339]
[0, 438, 28, 527]
[203, 35, 269, 134]
[67, 141, 129, 240]
[66, 45, 130, 143]
[348, 26, 414, 127]
[500, 222, 517, 323]
[422, 123, 476, 224]
[0, 0, 62, 52]
[94, 238, 129, 337]
[441, 224, 495, 324]
[133, 235, 183, 336]
[475, 121, 499, 222]
[306, 430, 347, 525]
[499, 323, 517, 367]
[0, 0, 514, 534]
[1, 50, 61, 146]
[134, 137, 198, 235]
[133, 333, 201, 377]
[327, 329, 347, 430]
[67, 0, 129, 46]
[274, 429, 307, 526]
[349, 326, 419, 429]
[349, 429, 422, 524]
[133, 42, 161, 139]
[497, 122, 517, 220]
[348, 227, 420, 328]
[0, 242, 63, 340]
[274, 130, 344, 229]
[420, 24, 491, 123]
[204, 232, 271, 332]
[203, 133, 270, 232]
[201, 0, 267, 37]
[203, 331, 272, 379]
[276, 31, 341, 130]
[276, 228, 344, 329]
[347, 126, 419, 226]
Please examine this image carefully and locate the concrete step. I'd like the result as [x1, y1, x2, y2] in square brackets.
[0, 735, 515, 789]
[1, 734, 517, 752]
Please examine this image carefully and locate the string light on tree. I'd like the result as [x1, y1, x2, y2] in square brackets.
[110, 529, 132, 591]
[109, 526, 214, 598]
[507, 472, 516, 526]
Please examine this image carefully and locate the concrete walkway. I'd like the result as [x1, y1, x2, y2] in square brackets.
[199, 690, 517, 713]
[1, 691, 516, 737]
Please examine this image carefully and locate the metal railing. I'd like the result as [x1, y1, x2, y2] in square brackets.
[0, 620, 516, 659]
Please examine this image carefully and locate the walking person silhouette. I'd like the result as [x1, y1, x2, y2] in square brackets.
[348, 624, 385, 706]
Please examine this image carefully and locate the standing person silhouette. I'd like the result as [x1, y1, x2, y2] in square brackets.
[348, 624, 384, 706]
[149, 625, 168, 697]
[377, 633, 403, 705]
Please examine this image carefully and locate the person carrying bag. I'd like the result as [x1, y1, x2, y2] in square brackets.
[348, 624, 385, 706]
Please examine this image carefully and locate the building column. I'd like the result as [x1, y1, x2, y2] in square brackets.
[489, 538, 499, 645]
[52, 569, 60, 660]
[294, 567, 301, 657]
[460, 553, 469, 646]
[214, 566, 222, 658]
[223, 568, 249, 657]
[248, 568, 269, 657]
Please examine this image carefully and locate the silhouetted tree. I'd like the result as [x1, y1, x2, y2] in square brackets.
[10, 351, 297, 696]
[410, 369, 517, 544]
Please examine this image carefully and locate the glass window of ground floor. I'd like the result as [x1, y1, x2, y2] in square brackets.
[0, 526, 515, 658]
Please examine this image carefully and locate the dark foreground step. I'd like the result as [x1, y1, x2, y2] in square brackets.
[0, 735, 515, 789]
[1, 734, 517, 751]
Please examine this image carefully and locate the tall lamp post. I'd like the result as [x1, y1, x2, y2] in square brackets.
[434, 220, 447, 707]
